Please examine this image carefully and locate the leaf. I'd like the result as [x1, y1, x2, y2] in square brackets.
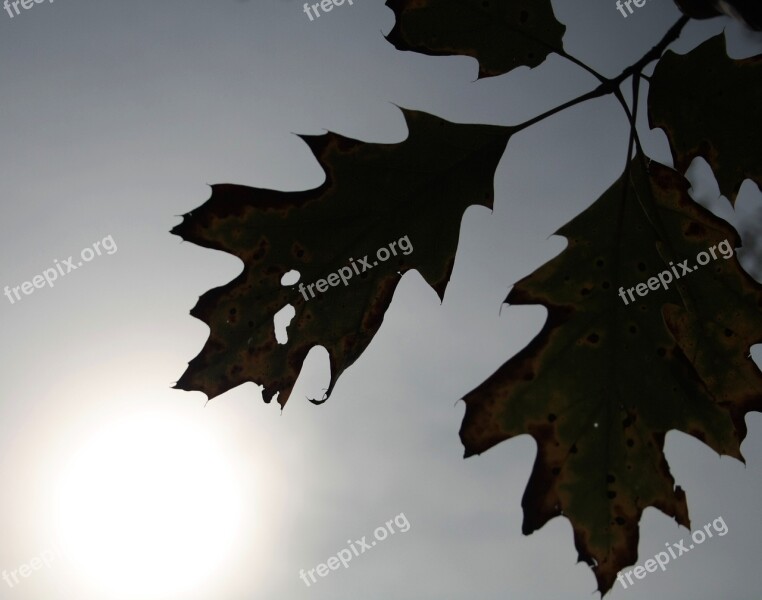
[460, 154, 762, 594]
[648, 33, 762, 204]
[672, 0, 722, 20]
[172, 108, 511, 407]
[673, 0, 762, 30]
[385, 0, 566, 79]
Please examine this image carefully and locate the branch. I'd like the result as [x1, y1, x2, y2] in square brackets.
[511, 15, 691, 134]
[612, 15, 691, 86]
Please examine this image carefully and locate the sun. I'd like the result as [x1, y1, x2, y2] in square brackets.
[53, 410, 244, 599]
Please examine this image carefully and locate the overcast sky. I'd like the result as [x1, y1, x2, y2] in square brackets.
[1, 1, 761, 599]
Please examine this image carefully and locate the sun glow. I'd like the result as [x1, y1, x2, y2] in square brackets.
[54, 410, 244, 599]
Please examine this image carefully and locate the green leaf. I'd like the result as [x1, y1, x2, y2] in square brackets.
[385, 0, 566, 78]
[172, 108, 510, 407]
[460, 154, 762, 594]
[648, 33, 762, 204]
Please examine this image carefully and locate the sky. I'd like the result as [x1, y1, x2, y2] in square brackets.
[0, 0, 761, 599]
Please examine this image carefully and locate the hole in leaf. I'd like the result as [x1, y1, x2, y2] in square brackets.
[273, 304, 295, 344]
[281, 270, 300, 286]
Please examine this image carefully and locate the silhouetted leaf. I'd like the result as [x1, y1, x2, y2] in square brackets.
[460, 154, 762, 594]
[385, 0, 566, 78]
[173, 109, 510, 406]
[172, 6, 762, 595]
[673, 0, 762, 29]
[649, 34, 762, 204]
[673, 0, 723, 20]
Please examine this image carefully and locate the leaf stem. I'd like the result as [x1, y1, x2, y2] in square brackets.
[512, 83, 610, 133]
[555, 47, 608, 84]
[610, 15, 690, 87]
[626, 74, 643, 163]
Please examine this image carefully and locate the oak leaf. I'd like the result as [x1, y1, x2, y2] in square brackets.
[172, 109, 510, 406]
[385, 0, 566, 78]
[460, 154, 762, 593]
[649, 34, 762, 204]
